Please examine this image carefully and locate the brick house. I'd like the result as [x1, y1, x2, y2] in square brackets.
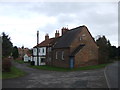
[50, 25, 98, 68]
[33, 25, 98, 68]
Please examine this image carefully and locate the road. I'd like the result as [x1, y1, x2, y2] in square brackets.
[2, 61, 108, 88]
[105, 61, 119, 88]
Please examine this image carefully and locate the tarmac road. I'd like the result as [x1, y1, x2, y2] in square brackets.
[104, 61, 119, 89]
[2, 61, 108, 88]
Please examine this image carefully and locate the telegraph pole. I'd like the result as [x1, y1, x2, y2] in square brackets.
[37, 31, 39, 66]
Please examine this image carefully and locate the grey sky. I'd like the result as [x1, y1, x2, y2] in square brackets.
[0, 2, 118, 48]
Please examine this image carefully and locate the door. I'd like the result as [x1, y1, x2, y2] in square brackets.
[70, 57, 74, 69]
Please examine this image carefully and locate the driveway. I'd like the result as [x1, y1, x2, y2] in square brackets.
[2, 61, 108, 88]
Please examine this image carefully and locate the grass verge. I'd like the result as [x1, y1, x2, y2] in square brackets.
[29, 63, 109, 72]
[14, 60, 25, 64]
[2, 66, 26, 79]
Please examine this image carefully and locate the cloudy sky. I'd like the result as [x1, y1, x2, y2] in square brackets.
[0, 1, 118, 48]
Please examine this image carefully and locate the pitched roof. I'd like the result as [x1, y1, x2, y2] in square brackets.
[70, 44, 85, 56]
[53, 26, 83, 49]
[26, 51, 32, 56]
[34, 38, 55, 48]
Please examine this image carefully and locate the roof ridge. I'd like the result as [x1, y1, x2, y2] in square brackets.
[69, 25, 85, 31]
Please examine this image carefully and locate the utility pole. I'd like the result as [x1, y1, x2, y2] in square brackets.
[37, 31, 39, 66]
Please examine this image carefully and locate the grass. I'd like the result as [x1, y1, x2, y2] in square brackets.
[14, 59, 25, 64]
[29, 63, 109, 72]
[14, 59, 30, 64]
[2, 66, 26, 79]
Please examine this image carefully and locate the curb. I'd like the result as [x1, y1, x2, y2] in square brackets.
[104, 65, 110, 89]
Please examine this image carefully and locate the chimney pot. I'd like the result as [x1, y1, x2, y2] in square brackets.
[61, 27, 69, 35]
[45, 33, 49, 40]
[55, 30, 60, 38]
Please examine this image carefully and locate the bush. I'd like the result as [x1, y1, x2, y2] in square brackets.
[2, 58, 12, 72]
[31, 61, 35, 65]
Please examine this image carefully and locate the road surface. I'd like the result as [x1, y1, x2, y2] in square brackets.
[2, 61, 108, 88]
[105, 61, 119, 88]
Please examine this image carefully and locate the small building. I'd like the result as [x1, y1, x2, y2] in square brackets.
[24, 52, 32, 62]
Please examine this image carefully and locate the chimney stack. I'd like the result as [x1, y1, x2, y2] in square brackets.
[55, 30, 60, 38]
[37, 31, 39, 44]
[61, 27, 69, 35]
[45, 33, 49, 40]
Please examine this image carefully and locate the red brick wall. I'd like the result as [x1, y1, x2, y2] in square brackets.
[49, 26, 98, 68]
[74, 45, 98, 68]
[51, 48, 70, 68]
[71, 26, 98, 68]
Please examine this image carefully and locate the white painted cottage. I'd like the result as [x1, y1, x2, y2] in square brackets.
[33, 33, 55, 65]
[33, 31, 60, 66]
[33, 47, 46, 65]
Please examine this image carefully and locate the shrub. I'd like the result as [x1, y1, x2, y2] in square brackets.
[2, 57, 12, 72]
[31, 61, 35, 65]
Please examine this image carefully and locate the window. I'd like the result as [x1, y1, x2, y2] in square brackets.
[62, 51, 64, 60]
[39, 48, 40, 53]
[80, 37, 82, 41]
[82, 34, 86, 37]
[33, 48, 36, 53]
[56, 51, 58, 59]
[41, 58, 45, 62]
[42, 48, 44, 53]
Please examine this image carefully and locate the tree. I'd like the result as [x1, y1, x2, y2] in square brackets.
[12, 46, 19, 59]
[96, 35, 110, 64]
[2, 32, 13, 58]
[118, 46, 120, 59]
[109, 46, 117, 59]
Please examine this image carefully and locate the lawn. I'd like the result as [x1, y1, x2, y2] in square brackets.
[2, 66, 26, 79]
[29, 63, 108, 72]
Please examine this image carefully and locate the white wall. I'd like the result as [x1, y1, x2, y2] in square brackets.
[33, 48, 37, 56]
[33, 47, 46, 66]
[39, 47, 46, 56]
[33, 47, 46, 56]
[33, 57, 37, 65]
[33, 56, 45, 66]
[24, 54, 28, 62]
